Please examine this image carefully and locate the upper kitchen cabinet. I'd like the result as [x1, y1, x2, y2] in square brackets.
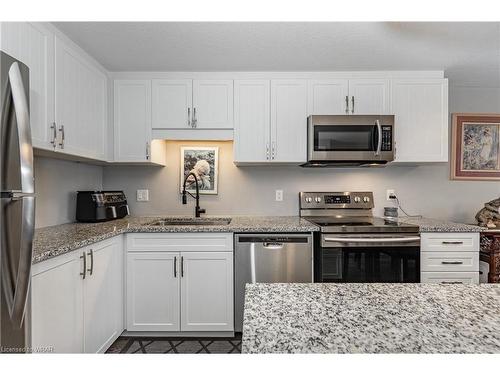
[271, 80, 308, 163]
[391, 79, 449, 162]
[0, 22, 55, 150]
[234, 80, 271, 163]
[152, 79, 192, 129]
[192, 80, 233, 129]
[55, 36, 107, 160]
[307, 78, 390, 115]
[307, 80, 348, 115]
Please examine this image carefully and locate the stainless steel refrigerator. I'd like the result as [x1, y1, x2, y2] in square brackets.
[0, 51, 35, 353]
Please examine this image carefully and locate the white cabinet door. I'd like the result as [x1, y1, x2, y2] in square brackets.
[113, 80, 152, 162]
[180, 252, 233, 331]
[307, 79, 348, 115]
[391, 79, 449, 162]
[31, 253, 84, 353]
[192, 80, 233, 129]
[234, 80, 271, 163]
[152, 79, 192, 129]
[83, 238, 123, 353]
[1, 22, 55, 150]
[127, 252, 180, 331]
[55, 36, 107, 160]
[271, 80, 308, 163]
[348, 79, 390, 114]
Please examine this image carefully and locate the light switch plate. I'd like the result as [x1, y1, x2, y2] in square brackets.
[137, 189, 149, 202]
[275, 189, 283, 202]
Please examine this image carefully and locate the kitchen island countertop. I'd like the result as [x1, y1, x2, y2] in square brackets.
[33, 215, 318, 264]
[242, 283, 500, 354]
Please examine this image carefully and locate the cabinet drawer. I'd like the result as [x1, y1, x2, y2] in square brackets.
[421, 272, 479, 284]
[421, 251, 479, 272]
[420, 233, 479, 252]
[126, 233, 233, 252]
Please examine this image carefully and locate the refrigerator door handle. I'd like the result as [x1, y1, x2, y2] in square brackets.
[6, 62, 34, 194]
[1, 196, 35, 327]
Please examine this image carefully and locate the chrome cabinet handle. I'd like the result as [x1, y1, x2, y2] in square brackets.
[146, 142, 150, 160]
[80, 252, 87, 279]
[50, 122, 57, 147]
[187, 107, 191, 127]
[174, 256, 177, 278]
[58, 125, 65, 149]
[351, 96, 355, 114]
[441, 281, 463, 284]
[192, 107, 197, 128]
[441, 261, 463, 265]
[345, 95, 349, 114]
[181, 256, 184, 277]
[442, 241, 464, 245]
[374, 120, 382, 156]
[87, 249, 94, 275]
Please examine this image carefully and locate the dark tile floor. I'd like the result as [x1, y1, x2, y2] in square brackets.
[106, 334, 242, 354]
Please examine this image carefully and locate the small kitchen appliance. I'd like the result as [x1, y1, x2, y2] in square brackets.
[76, 191, 129, 222]
[300, 191, 420, 282]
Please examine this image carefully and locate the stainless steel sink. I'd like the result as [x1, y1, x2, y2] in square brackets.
[145, 218, 232, 226]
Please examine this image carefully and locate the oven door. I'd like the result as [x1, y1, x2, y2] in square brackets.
[319, 233, 420, 283]
[307, 115, 394, 163]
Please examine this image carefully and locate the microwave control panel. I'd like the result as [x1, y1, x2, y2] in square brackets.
[381, 126, 392, 151]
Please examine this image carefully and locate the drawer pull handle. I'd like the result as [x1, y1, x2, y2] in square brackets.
[441, 261, 463, 265]
[441, 241, 464, 245]
[441, 281, 463, 284]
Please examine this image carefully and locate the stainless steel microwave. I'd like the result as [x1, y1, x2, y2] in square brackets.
[302, 115, 395, 167]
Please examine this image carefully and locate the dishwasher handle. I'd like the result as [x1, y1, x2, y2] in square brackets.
[262, 242, 284, 249]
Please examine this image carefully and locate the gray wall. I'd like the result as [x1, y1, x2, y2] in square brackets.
[102, 85, 500, 225]
[34, 157, 103, 228]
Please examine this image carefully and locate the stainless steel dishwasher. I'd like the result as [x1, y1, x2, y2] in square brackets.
[234, 233, 313, 331]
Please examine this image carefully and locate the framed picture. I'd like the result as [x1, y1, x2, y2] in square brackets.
[451, 113, 500, 180]
[180, 146, 219, 194]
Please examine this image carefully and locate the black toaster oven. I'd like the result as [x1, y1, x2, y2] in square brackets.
[76, 191, 129, 222]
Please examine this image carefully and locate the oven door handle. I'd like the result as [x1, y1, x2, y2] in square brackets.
[324, 236, 420, 243]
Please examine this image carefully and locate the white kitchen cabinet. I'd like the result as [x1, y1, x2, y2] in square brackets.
[234, 80, 271, 163]
[152, 79, 192, 129]
[192, 80, 234, 129]
[180, 252, 234, 331]
[307, 79, 349, 115]
[125, 233, 233, 333]
[348, 79, 390, 114]
[126, 252, 180, 332]
[1, 22, 55, 150]
[271, 80, 308, 162]
[391, 79, 448, 162]
[31, 251, 84, 353]
[55, 35, 107, 160]
[83, 238, 123, 353]
[31, 237, 124, 353]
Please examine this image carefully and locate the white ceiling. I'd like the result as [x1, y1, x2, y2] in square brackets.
[53, 22, 500, 86]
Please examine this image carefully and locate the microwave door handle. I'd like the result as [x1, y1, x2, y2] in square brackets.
[374, 119, 382, 156]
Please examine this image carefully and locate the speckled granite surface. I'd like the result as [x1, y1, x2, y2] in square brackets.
[385, 217, 484, 232]
[242, 283, 500, 354]
[32, 216, 318, 264]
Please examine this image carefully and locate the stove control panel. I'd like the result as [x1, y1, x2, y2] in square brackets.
[299, 192, 374, 210]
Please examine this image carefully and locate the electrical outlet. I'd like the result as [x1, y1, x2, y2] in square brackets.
[386, 189, 396, 201]
[136, 189, 149, 202]
[275, 189, 283, 202]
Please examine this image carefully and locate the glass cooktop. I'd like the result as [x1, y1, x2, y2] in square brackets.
[305, 216, 419, 233]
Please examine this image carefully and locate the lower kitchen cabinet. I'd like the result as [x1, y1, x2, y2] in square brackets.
[31, 236, 123, 353]
[125, 233, 234, 333]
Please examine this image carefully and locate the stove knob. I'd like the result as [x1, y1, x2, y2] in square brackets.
[354, 196, 361, 203]
[305, 197, 312, 203]
[363, 196, 370, 203]
[314, 196, 322, 203]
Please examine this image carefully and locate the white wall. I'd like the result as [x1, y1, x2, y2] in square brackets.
[102, 85, 500, 225]
[34, 157, 103, 228]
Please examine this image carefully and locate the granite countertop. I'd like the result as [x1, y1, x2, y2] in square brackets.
[242, 283, 500, 354]
[386, 216, 484, 232]
[32, 215, 319, 264]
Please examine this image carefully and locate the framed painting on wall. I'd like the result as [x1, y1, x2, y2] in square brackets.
[180, 146, 219, 194]
[451, 113, 500, 180]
